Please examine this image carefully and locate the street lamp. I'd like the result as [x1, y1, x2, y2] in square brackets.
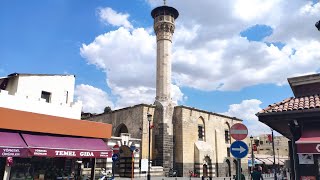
[277, 148, 280, 170]
[147, 113, 152, 180]
[250, 135, 254, 171]
[271, 129, 276, 180]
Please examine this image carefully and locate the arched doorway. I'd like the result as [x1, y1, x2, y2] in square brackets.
[203, 164, 208, 177]
[117, 145, 133, 177]
[115, 123, 129, 137]
[225, 159, 231, 177]
[203, 156, 212, 177]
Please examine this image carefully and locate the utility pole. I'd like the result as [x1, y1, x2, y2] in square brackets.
[271, 129, 276, 180]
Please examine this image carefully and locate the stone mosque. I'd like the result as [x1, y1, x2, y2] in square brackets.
[84, 1, 246, 178]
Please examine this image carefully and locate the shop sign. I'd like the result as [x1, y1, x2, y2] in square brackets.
[297, 143, 320, 154]
[29, 148, 112, 158]
[0, 148, 28, 157]
[298, 154, 314, 164]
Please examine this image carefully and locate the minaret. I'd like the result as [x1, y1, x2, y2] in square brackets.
[151, 1, 179, 172]
[151, 1, 178, 103]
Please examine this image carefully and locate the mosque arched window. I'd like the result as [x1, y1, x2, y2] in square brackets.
[198, 117, 205, 141]
[224, 122, 231, 144]
[115, 123, 129, 137]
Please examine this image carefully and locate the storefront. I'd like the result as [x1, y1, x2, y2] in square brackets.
[257, 74, 320, 180]
[0, 107, 112, 180]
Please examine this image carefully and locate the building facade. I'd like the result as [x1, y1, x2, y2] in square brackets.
[253, 135, 289, 157]
[86, 104, 246, 177]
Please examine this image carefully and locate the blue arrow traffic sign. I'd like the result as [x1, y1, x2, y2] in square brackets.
[230, 141, 249, 159]
[112, 153, 119, 161]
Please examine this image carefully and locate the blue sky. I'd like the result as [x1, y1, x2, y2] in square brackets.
[1, 0, 320, 135]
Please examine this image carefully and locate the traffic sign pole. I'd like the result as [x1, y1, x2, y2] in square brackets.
[237, 158, 241, 180]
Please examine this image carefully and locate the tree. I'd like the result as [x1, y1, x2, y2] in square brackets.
[104, 106, 112, 113]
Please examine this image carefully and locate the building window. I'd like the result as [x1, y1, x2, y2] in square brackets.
[225, 130, 230, 143]
[260, 141, 264, 145]
[227, 148, 230, 157]
[65, 91, 68, 103]
[198, 125, 204, 140]
[41, 91, 51, 103]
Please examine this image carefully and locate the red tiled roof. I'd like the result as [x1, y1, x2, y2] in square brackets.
[258, 94, 320, 114]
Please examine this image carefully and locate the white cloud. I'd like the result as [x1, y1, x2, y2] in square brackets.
[81, 0, 320, 111]
[74, 84, 114, 114]
[98, 7, 133, 29]
[221, 99, 273, 135]
[222, 99, 262, 121]
[80, 25, 185, 108]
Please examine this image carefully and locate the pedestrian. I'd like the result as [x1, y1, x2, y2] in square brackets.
[189, 170, 193, 180]
[251, 167, 264, 180]
[235, 168, 246, 180]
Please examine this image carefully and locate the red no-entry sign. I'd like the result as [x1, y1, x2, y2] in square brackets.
[113, 144, 120, 154]
[230, 123, 248, 140]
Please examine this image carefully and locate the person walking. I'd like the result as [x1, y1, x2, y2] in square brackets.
[251, 167, 264, 180]
[235, 168, 246, 180]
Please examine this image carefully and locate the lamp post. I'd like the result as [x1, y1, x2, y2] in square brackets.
[147, 113, 152, 180]
[250, 136, 254, 171]
[277, 148, 279, 170]
[271, 129, 276, 180]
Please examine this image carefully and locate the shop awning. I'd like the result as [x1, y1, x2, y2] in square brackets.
[248, 159, 263, 167]
[296, 129, 320, 154]
[22, 133, 112, 158]
[0, 132, 28, 157]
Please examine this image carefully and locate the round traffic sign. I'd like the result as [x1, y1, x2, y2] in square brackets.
[230, 141, 249, 159]
[130, 145, 136, 152]
[230, 123, 248, 140]
[113, 145, 120, 154]
[112, 153, 119, 161]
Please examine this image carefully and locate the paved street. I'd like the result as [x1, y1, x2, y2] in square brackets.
[109, 174, 278, 180]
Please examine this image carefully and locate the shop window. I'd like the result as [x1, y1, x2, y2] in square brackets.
[41, 91, 51, 103]
[260, 141, 264, 145]
[96, 159, 107, 168]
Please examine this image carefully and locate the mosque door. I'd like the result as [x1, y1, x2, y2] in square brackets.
[203, 164, 208, 177]
[119, 145, 133, 177]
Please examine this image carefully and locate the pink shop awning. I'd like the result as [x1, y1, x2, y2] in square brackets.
[297, 129, 320, 154]
[0, 131, 28, 157]
[22, 133, 112, 158]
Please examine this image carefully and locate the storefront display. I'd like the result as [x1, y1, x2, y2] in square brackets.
[0, 131, 112, 180]
[10, 157, 75, 180]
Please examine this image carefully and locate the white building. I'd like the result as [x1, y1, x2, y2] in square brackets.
[0, 73, 82, 119]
